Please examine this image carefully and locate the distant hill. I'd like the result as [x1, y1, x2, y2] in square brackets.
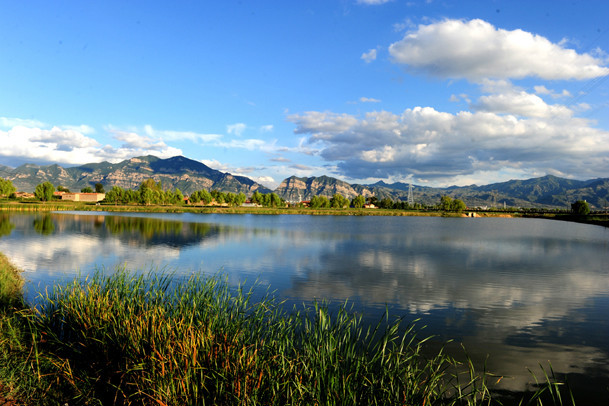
[275, 175, 376, 201]
[275, 174, 609, 209]
[2, 155, 272, 196]
[2, 155, 607, 209]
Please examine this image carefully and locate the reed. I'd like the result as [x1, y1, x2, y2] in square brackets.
[0, 268, 575, 405]
[0, 253, 23, 308]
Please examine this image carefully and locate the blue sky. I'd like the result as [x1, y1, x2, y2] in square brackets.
[1, 0, 608, 188]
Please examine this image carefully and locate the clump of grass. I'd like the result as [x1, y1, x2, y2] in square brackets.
[1, 268, 575, 405]
[0, 253, 23, 309]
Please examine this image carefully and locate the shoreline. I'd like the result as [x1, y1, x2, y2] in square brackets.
[2, 200, 608, 227]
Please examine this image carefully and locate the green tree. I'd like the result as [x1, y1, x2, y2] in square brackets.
[451, 199, 466, 212]
[104, 186, 125, 204]
[141, 189, 154, 205]
[81, 186, 94, 193]
[235, 192, 247, 206]
[173, 189, 184, 205]
[0, 178, 16, 198]
[351, 195, 365, 208]
[379, 197, 394, 209]
[95, 183, 105, 193]
[35, 182, 55, 201]
[250, 191, 263, 205]
[225, 192, 236, 206]
[57, 185, 70, 193]
[571, 200, 590, 216]
[200, 190, 212, 205]
[269, 193, 284, 207]
[310, 195, 330, 209]
[440, 195, 453, 211]
[330, 193, 348, 208]
[125, 189, 139, 204]
[212, 190, 226, 205]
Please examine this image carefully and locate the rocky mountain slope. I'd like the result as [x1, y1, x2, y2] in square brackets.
[277, 175, 609, 209]
[1, 155, 607, 209]
[2, 155, 272, 196]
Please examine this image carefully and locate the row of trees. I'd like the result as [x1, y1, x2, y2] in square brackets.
[104, 180, 184, 206]
[189, 189, 247, 207]
[0, 176, 598, 216]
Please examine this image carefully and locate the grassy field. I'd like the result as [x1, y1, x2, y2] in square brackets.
[0, 254, 576, 405]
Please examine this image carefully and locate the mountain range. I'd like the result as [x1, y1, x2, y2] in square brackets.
[1, 155, 608, 209]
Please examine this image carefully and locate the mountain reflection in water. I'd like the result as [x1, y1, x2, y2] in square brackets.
[0, 211, 607, 403]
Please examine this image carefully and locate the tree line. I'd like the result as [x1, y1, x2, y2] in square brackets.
[0, 176, 596, 215]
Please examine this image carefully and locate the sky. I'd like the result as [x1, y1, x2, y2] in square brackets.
[1, 0, 608, 189]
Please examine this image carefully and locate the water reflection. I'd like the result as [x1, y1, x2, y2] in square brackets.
[33, 214, 55, 235]
[0, 212, 607, 402]
[0, 215, 14, 237]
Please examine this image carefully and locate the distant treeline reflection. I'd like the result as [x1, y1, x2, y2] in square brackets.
[103, 216, 222, 248]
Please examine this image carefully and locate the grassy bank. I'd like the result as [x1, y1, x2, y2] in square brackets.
[2, 200, 608, 228]
[0, 261, 575, 405]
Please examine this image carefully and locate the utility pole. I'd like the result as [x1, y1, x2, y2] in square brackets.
[407, 183, 414, 206]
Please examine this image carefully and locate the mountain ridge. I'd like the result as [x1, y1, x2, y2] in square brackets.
[1, 155, 607, 209]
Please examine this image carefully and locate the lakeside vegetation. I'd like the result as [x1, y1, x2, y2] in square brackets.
[1, 176, 607, 227]
[0, 257, 575, 405]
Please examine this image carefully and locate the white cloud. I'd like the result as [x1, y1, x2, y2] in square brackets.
[388, 19, 609, 81]
[360, 97, 381, 103]
[288, 100, 609, 184]
[62, 124, 96, 135]
[356, 0, 392, 4]
[143, 124, 222, 143]
[361, 48, 377, 63]
[216, 138, 276, 152]
[0, 119, 185, 167]
[0, 117, 46, 129]
[260, 124, 274, 132]
[270, 156, 291, 163]
[474, 89, 573, 118]
[534, 85, 572, 99]
[251, 175, 276, 188]
[0, 125, 104, 165]
[227, 123, 247, 136]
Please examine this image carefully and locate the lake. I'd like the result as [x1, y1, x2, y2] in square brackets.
[1, 211, 608, 402]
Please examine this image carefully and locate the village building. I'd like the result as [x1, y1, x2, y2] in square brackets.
[60, 192, 106, 202]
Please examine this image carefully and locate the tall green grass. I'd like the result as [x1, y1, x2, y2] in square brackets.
[0, 268, 575, 405]
[0, 253, 22, 308]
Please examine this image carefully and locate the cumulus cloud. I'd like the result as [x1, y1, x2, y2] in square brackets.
[473, 90, 573, 118]
[251, 175, 276, 188]
[388, 19, 609, 81]
[0, 124, 103, 165]
[288, 99, 609, 184]
[361, 48, 377, 63]
[0, 119, 183, 167]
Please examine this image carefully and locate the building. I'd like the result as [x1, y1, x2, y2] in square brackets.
[60, 193, 106, 202]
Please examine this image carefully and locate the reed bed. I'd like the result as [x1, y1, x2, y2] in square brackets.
[0, 268, 574, 405]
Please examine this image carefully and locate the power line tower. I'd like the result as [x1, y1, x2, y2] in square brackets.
[407, 183, 414, 206]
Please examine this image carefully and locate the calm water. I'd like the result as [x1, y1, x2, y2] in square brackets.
[1, 211, 608, 401]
